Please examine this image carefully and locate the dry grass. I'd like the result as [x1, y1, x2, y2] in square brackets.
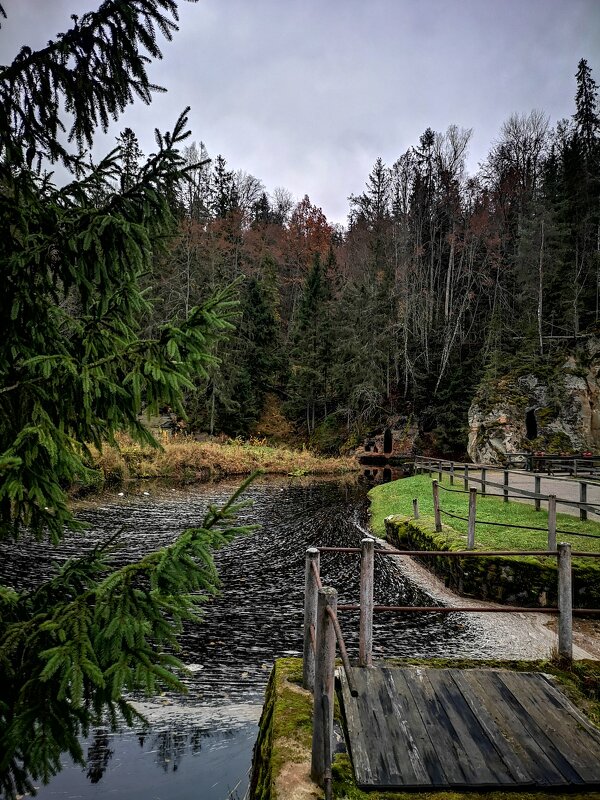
[86, 433, 354, 486]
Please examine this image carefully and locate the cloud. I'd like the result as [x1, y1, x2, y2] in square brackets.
[1, 0, 598, 224]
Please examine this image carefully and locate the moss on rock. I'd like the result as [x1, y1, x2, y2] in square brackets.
[251, 658, 600, 800]
[248, 658, 321, 800]
[384, 516, 600, 607]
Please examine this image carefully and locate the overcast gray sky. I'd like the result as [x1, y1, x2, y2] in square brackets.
[1, 0, 599, 224]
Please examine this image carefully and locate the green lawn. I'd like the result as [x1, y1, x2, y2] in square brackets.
[368, 474, 600, 554]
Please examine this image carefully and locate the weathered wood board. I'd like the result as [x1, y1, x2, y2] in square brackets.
[338, 666, 600, 790]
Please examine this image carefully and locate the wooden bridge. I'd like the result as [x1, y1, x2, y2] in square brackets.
[339, 665, 600, 791]
[302, 542, 600, 796]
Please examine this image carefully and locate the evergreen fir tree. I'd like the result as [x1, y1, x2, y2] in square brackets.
[287, 253, 333, 434]
[574, 58, 600, 160]
[216, 276, 282, 435]
[0, 3, 250, 795]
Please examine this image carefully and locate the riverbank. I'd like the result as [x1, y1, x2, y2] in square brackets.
[368, 475, 600, 549]
[78, 434, 355, 492]
[249, 657, 600, 800]
[369, 476, 600, 640]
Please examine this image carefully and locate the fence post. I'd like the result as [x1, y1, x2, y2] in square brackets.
[534, 475, 541, 511]
[580, 481, 588, 522]
[481, 466, 487, 496]
[547, 495, 557, 551]
[557, 543, 572, 661]
[359, 538, 375, 667]
[432, 480, 442, 532]
[468, 488, 477, 549]
[464, 464, 469, 491]
[503, 469, 509, 503]
[412, 498, 420, 519]
[303, 547, 320, 690]
[450, 461, 454, 486]
[311, 587, 337, 786]
[438, 460, 443, 482]
[573, 458, 578, 478]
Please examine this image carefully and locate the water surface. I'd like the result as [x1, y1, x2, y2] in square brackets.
[1, 475, 500, 799]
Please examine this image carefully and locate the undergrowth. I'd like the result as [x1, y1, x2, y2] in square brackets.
[79, 433, 354, 490]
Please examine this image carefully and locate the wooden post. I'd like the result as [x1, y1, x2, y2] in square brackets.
[534, 475, 541, 511]
[557, 543, 572, 661]
[412, 498, 419, 519]
[359, 538, 375, 667]
[580, 481, 588, 521]
[481, 466, 487, 496]
[503, 469, 509, 503]
[438, 460, 442, 482]
[303, 547, 320, 690]
[547, 495, 557, 551]
[464, 464, 469, 491]
[468, 488, 477, 549]
[311, 587, 337, 786]
[450, 461, 455, 485]
[573, 458, 578, 478]
[432, 480, 442, 532]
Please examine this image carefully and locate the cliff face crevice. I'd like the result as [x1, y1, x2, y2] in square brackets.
[468, 341, 600, 464]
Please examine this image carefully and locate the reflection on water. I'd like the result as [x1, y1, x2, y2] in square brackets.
[0, 474, 505, 799]
[33, 720, 255, 800]
[360, 463, 411, 485]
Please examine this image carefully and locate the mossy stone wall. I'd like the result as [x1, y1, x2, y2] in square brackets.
[385, 516, 600, 607]
[248, 658, 318, 800]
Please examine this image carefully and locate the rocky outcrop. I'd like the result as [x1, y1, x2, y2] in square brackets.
[468, 340, 600, 464]
[358, 416, 419, 458]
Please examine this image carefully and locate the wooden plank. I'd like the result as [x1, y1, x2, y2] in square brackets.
[463, 670, 574, 786]
[344, 667, 397, 785]
[498, 671, 600, 783]
[400, 668, 476, 786]
[374, 668, 431, 786]
[538, 674, 600, 746]
[485, 671, 585, 785]
[338, 669, 375, 786]
[425, 668, 516, 787]
[385, 668, 449, 786]
[448, 669, 534, 786]
[359, 668, 409, 786]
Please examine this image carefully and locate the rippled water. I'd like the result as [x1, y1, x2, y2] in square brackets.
[1, 474, 499, 799]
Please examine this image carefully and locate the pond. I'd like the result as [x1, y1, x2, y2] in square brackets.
[0, 474, 508, 799]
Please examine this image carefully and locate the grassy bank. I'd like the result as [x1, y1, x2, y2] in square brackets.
[250, 657, 600, 800]
[81, 434, 355, 490]
[369, 474, 600, 552]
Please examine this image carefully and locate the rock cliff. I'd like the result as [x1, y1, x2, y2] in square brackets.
[468, 340, 600, 464]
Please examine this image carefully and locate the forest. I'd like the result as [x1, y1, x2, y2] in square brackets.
[130, 58, 600, 456]
[0, 3, 598, 796]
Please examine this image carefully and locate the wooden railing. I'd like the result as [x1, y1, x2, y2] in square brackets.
[302, 539, 600, 793]
[415, 456, 600, 520]
[426, 479, 600, 550]
[503, 452, 600, 475]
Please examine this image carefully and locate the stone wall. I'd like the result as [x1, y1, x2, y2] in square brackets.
[384, 516, 600, 608]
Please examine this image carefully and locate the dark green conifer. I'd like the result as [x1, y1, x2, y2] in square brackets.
[0, 4, 250, 796]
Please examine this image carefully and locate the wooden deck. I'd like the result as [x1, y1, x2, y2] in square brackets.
[338, 666, 600, 791]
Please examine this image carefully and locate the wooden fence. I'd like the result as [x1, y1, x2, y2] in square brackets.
[425, 479, 600, 550]
[415, 456, 600, 521]
[302, 539, 600, 793]
[502, 452, 600, 475]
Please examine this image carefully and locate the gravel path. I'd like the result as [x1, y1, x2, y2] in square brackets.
[464, 469, 600, 519]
